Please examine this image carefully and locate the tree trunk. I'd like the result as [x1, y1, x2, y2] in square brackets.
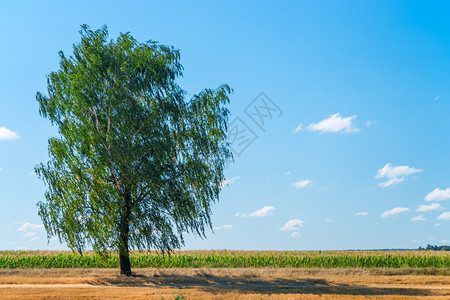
[119, 190, 132, 276]
[119, 250, 132, 276]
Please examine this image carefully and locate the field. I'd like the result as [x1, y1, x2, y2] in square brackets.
[0, 250, 449, 299]
[1, 250, 449, 269]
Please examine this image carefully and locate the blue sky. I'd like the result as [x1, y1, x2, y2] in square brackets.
[1, 0, 449, 250]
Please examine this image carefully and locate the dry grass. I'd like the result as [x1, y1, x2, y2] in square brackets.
[0, 267, 449, 279]
[0, 268, 448, 299]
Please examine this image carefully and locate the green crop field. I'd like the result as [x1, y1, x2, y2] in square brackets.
[0, 250, 448, 269]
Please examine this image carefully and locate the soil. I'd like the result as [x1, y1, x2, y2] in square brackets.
[0, 268, 449, 299]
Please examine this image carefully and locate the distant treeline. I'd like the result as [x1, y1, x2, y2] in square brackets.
[418, 244, 450, 251]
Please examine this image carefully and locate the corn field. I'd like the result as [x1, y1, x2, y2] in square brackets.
[0, 250, 448, 269]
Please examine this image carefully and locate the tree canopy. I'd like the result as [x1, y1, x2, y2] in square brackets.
[36, 25, 232, 275]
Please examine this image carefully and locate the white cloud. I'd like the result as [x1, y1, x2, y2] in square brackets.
[284, 171, 291, 176]
[366, 120, 377, 127]
[437, 212, 450, 220]
[325, 218, 333, 223]
[381, 207, 410, 218]
[290, 232, 300, 239]
[234, 212, 241, 217]
[434, 96, 440, 101]
[213, 224, 233, 230]
[291, 179, 312, 189]
[280, 219, 306, 231]
[425, 188, 450, 202]
[248, 206, 275, 217]
[416, 203, 443, 212]
[376, 163, 422, 187]
[411, 215, 425, 222]
[435, 223, 441, 227]
[0, 126, 19, 141]
[18, 223, 44, 242]
[0, 168, 3, 172]
[17, 223, 45, 232]
[376, 163, 422, 179]
[308, 113, 359, 133]
[293, 123, 302, 133]
[378, 177, 404, 187]
[220, 176, 240, 187]
[22, 232, 37, 237]
[355, 212, 368, 216]
[440, 240, 450, 244]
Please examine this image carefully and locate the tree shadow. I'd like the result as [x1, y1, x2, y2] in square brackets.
[90, 273, 440, 296]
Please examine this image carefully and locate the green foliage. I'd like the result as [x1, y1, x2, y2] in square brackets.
[1, 251, 449, 269]
[35, 25, 232, 261]
[174, 294, 186, 300]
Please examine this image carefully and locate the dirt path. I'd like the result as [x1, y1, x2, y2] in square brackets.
[0, 268, 449, 299]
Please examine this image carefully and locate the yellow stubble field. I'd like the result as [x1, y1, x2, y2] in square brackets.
[0, 267, 449, 299]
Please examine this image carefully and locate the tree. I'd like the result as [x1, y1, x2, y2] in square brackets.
[35, 25, 232, 275]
